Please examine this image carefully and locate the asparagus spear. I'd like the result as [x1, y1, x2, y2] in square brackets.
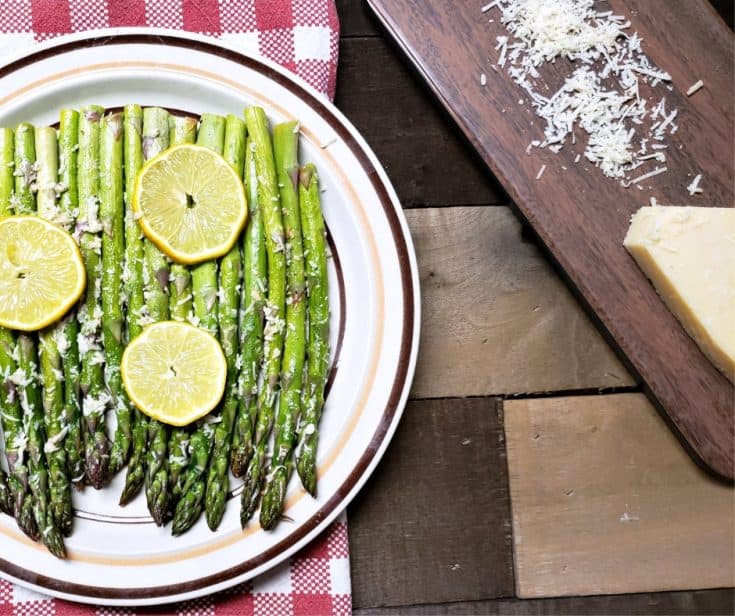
[119, 105, 148, 506]
[166, 114, 197, 512]
[204, 114, 246, 531]
[295, 164, 330, 496]
[171, 113, 225, 536]
[167, 114, 197, 329]
[260, 122, 306, 530]
[230, 138, 267, 478]
[0, 127, 37, 540]
[241, 107, 286, 526]
[0, 422, 10, 516]
[57, 109, 85, 489]
[99, 112, 131, 479]
[77, 106, 110, 489]
[0, 329, 37, 539]
[140, 107, 171, 526]
[0, 462, 10, 515]
[168, 115, 198, 147]
[14, 123, 66, 558]
[190, 114, 225, 336]
[35, 126, 73, 535]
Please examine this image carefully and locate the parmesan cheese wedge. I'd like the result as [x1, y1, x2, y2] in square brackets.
[624, 206, 735, 383]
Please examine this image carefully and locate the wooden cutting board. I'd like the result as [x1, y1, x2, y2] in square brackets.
[367, 0, 735, 479]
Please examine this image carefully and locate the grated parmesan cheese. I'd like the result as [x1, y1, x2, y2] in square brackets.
[687, 173, 703, 196]
[485, 0, 678, 182]
[686, 80, 704, 96]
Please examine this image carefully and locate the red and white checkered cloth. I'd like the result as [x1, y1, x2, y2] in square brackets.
[0, 0, 340, 99]
[0, 1, 348, 614]
[1, 517, 350, 615]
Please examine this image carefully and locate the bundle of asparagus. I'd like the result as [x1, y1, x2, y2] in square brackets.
[0, 105, 331, 557]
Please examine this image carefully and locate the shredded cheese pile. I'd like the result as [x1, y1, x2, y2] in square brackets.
[483, 0, 680, 185]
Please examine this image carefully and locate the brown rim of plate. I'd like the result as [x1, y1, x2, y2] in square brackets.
[0, 33, 417, 601]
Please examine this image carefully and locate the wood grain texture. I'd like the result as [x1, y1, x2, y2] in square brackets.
[354, 589, 735, 615]
[335, 37, 506, 207]
[348, 397, 514, 609]
[336, 0, 380, 37]
[407, 207, 634, 397]
[504, 393, 735, 599]
[366, 0, 735, 478]
[340, 0, 731, 36]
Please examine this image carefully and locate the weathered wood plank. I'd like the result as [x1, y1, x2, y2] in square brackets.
[406, 207, 634, 398]
[505, 393, 735, 599]
[335, 37, 506, 208]
[336, 0, 380, 37]
[710, 0, 734, 27]
[354, 588, 735, 615]
[338, 0, 733, 37]
[348, 397, 514, 609]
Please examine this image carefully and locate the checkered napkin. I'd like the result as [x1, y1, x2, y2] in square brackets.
[0, 1, 349, 614]
[1, 516, 350, 615]
[0, 0, 340, 99]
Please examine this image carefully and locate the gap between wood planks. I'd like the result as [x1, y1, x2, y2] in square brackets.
[352, 587, 735, 615]
[408, 384, 641, 403]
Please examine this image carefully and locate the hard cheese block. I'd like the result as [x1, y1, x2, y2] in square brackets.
[624, 206, 735, 383]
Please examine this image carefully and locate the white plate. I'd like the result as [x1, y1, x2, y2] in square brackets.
[0, 29, 420, 606]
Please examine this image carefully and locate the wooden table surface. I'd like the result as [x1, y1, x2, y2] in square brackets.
[334, 1, 735, 614]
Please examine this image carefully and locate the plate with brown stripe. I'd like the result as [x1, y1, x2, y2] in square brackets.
[0, 28, 420, 606]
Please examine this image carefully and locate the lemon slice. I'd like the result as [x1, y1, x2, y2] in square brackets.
[132, 144, 247, 265]
[0, 216, 86, 331]
[121, 321, 227, 427]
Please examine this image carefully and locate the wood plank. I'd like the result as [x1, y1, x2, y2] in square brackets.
[504, 393, 735, 599]
[354, 589, 735, 615]
[348, 397, 514, 609]
[335, 37, 506, 207]
[710, 0, 734, 27]
[336, 0, 380, 37]
[366, 0, 735, 478]
[338, 0, 732, 37]
[406, 207, 634, 398]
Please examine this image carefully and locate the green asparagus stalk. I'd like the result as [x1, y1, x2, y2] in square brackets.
[295, 164, 330, 496]
[167, 115, 197, 329]
[0, 463, 11, 516]
[190, 113, 224, 336]
[260, 122, 306, 530]
[171, 113, 225, 536]
[119, 105, 148, 506]
[0, 329, 37, 539]
[230, 138, 267, 478]
[57, 109, 84, 489]
[100, 112, 131, 478]
[0, 420, 10, 516]
[0, 127, 37, 540]
[168, 115, 198, 148]
[14, 123, 66, 558]
[35, 126, 73, 535]
[166, 114, 198, 512]
[77, 106, 110, 489]
[18, 335, 65, 557]
[141, 107, 171, 526]
[205, 114, 246, 531]
[241, 107, 287, 526]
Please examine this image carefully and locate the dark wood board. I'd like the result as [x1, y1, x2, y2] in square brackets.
[353, 588, 735, 615]
[366, 0, 735, 478]
[347, 397, 515, 609]
[336, 37, 507, 207]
